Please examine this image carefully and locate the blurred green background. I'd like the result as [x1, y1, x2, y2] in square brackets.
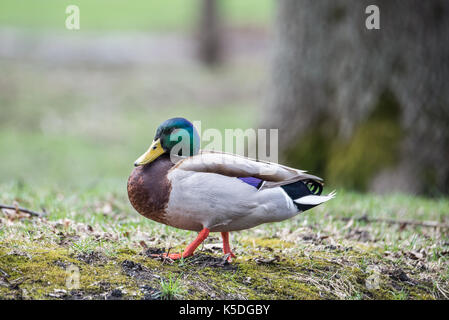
[0, 0, 273, 31]
[0, 0, 273, 191]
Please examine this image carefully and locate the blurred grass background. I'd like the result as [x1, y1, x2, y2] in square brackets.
[0, 0, 273, 31]
[0, 0, 272, 191]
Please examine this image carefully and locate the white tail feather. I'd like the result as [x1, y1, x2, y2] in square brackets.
[294, 190, 336, 206]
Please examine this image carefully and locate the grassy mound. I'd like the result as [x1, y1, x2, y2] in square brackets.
[1, 184, 448, 300]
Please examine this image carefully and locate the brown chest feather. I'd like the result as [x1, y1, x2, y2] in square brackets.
[127, 155, 173, 225]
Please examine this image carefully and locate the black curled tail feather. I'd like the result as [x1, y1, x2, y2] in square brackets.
[281, 179, 323, 212]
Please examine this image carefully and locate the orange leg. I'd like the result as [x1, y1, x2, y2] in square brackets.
[160, 228, 210, 260]
[221, 232, 236, 261]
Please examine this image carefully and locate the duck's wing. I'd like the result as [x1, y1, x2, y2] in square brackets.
[166, 151, 332, 232]
[171, 150, 323, 190]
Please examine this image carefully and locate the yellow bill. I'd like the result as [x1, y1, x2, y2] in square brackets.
[134, 139, 165, 166]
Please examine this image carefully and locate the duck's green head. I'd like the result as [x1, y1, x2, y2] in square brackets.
[134, 117, 200, 166]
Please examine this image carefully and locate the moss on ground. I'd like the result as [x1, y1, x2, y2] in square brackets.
[0, 236, 441, 300]
[1, 187, 447, 300]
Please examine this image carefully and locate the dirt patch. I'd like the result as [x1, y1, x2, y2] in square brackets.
[388, 268, 417, 285]
[119, 260, 163, 299]
[105, 288, 123, 300]
[121, 259, 158, 281]
[142, 247, 166, 256]
[140, 285, 161, 300]
[142, 248, 237, 270]
[183, 254, 237, 271]
[76, 251, 107, 265]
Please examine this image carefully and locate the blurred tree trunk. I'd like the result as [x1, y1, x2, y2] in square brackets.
[263, 0, 449, 195]
[197, 0, 222, 66]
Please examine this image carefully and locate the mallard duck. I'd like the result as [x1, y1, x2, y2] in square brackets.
[127, 118, 335, 261]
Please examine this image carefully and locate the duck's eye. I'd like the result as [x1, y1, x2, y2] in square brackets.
[152, 146, 157, 150]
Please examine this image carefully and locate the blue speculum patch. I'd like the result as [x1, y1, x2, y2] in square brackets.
[238, 177, 264, 189]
